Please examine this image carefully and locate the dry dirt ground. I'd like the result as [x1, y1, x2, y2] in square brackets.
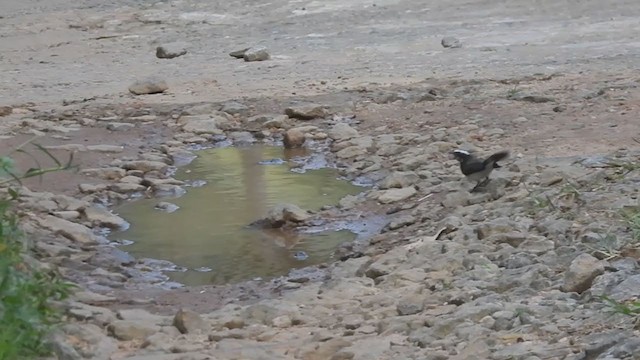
[2, 0, 640, 342]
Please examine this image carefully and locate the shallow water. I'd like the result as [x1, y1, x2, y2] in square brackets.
[111, 145, 363, 286]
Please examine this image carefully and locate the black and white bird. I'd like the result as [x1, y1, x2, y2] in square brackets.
[451, 149, 510, 192]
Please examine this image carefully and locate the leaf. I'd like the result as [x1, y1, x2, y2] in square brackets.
[7, 188, 19, 200]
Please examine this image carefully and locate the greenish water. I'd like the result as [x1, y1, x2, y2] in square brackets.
[111, 145, 363, 286]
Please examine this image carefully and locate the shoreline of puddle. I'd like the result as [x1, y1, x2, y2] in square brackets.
[104, 141, 388, 289]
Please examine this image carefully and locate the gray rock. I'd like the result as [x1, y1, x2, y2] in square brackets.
[562, 253, 604, 293]
[283, 128, 306, 149]
[109, 183, 147, 193]
[173, 308, 209, 334]
[261, 115, 290, 129]
[388, 215, 416, 230]
[442, 191, 470, 208]
[35, 215, 100, 244]
[80, 167, 126, 180]
[441, 36, 462, 48]
[61, 323, 119, 359]
[397, 294, 424, 315]
[107, 320, 159, 341]
[377, 187, 416, 203]
[121, 160, 169, 173]
[285, 104, 327, 120]
[263, 203, 311, 227]
[380, 171, 419, 189]
[229, 47, 250, 58]
[336, 145, 367, 159]
[106, 122, 134, 131]
[156, 42, 188, 59]
[128, 77, 168, 95]
[220, 101, 249, 115]
[509, 92, 556, 103]
[86, 144, 125, 153]
[83, 206, 129, 230]
[609, 274, 640, 301]
[243, 46, 270, 61]
[78, 183, 108, 193]
[179, 114, 229, 135]
[122, 353, 212, 360]
[329, 123, 359, 141]
[155, 201, 180, 213]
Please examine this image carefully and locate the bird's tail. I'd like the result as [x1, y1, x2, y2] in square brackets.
[484, 150, 510, 168]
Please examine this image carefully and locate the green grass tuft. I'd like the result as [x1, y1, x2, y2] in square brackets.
[0, 140, 76, 359]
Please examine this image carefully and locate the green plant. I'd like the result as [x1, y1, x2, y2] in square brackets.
[0, 140, 76, 359]
[601, 296, 640, 316]
[621, 208, 640, 243]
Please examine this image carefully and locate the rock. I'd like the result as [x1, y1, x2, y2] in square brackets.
[283, 128, 306, 148]
[0, 106, 12, 117]
[80, 167, 126, 180]
[387, 215, 416, 230]
[109, 183, 147, 193]
[178, 114, 229, 135]
[155, 201, 180, 213]
[380, 172, 419, 189]
[510, 94, 556, 103]
[377, 187, 416, 204]
[300, 338, 352, 360]
[120, 175, 143, 184]
[271, 315, 293, 328]
[173, 308, 209, 334]
[220, 101, 249, 115]
[229, 47, 250, 58]
[121, 160, 168, 173]
[609, 274, 640, 302]
[107, 320, 159, 341]
[262, 115, 290, 129]
[336, 146, 367, 159]
[228, 131, 255, 144]
[441, 36, 462, 48]
[442, 191, 470, 208]
[329, 123, 358, 141]
[106, 122, 134, 131]
[83, 206, 128, 230]
[35, 215, 100, 244]
[562, 253, 604, 293]
[156, 42, 188, 59]
[262, 203, 311, 227]
[553, 105, 567, 112]
[243, 46, 270, 61]
[86, 145, 124, 153]
[285, 104, 327, 120]
[128, 77, 168, 95]
[57, 323, 118, 360]
[397, 294, 424, 315]
[74, 290, 117, 305]
[67, 301, 116, 325]
[78, 183, 108, 193]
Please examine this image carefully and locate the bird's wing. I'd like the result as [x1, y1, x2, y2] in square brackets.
[460, 160, 485, 176]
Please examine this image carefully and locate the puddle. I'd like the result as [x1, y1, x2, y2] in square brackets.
[111, 145, 365, 286]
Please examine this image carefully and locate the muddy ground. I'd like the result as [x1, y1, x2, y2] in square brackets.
[2, 0, 640, 359]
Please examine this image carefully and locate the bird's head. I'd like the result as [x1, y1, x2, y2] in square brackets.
[451, 149, 472, 163]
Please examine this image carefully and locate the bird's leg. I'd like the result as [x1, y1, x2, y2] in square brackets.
[470, 177, 490, 193]
[470, 181, 482, 193]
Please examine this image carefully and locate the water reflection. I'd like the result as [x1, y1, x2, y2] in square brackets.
[111, 145, 362, 286]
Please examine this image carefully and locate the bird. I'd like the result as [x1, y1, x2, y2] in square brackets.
[451, 149, 510, 192]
